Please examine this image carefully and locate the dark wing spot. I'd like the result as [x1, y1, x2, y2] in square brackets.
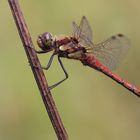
[117, 34, 124, 37]
[111, 35, 116, 39]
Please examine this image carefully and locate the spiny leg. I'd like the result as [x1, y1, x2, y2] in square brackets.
[42, 52, 56, 70]
[34, 51, 68, 90]
[49, 56, 68, 90]
[31, 50, 54, 69]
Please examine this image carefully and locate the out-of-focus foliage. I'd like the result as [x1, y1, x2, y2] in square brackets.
[0, 0, 140, 140]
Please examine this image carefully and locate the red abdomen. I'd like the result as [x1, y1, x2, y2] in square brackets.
[81, 54, 140, 97]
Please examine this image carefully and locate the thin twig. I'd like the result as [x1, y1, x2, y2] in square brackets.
[8, 0, 69, 139]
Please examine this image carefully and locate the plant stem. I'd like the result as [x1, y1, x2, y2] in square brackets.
[8, 0, 69, 139]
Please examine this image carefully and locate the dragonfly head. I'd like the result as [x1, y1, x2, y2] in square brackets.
[37, 32, 54, 51]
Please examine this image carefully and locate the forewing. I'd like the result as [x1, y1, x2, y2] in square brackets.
[72, 16, 93, 48]
[78, 16, 93, 41]
[72, 21, 79, 39]
[93, 34, 130, 70]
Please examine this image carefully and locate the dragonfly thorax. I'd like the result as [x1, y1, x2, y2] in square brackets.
[37, 32, 54, 51]
[58, 41, 86, 60]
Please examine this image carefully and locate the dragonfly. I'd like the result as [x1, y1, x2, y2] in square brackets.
[36, 16, 140, 97]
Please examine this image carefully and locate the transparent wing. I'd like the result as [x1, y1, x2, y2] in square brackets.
[72, 16, 93, 48]
[93, 34, 130, 70]
[72, 17, 130, 70]
[72, 21, 79, 39]
[78, 16, 93, 41]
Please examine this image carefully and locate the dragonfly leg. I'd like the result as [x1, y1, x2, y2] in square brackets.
[30, 51, 55, 70]
[49, 56, 68, 90]
[42, 52, 56, 70]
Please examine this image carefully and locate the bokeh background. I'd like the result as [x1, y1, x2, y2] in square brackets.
[1, 0, 140, 140]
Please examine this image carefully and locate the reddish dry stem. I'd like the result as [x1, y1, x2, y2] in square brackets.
[8, 0, 69, 139]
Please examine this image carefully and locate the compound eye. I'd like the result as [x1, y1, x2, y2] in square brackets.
[37, 32, 54, 51]
[37, 36, 44, 49]
[43, 32, 53, 41]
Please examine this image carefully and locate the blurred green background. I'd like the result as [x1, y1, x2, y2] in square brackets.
[1, 0, 140, 140]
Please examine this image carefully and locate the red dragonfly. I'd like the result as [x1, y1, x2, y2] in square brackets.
[36, 16, 140, 97]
